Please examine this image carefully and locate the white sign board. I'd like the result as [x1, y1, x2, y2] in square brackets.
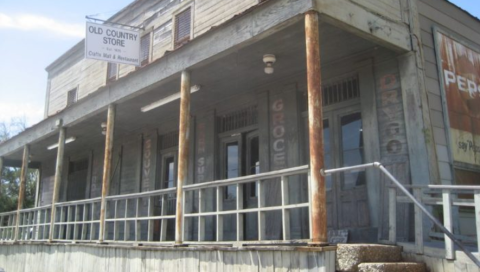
[85, 22, 140, 66]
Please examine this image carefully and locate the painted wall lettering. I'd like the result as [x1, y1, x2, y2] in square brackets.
[376, 62, 411, 242]
[377, 72, 407, 156]
[271, 99, 286, 169]
[143, 138, 152, 189]
[196, 123, 206, 183]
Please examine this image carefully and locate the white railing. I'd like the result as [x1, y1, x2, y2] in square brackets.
[103, 188, 176, 243]
[182, 165, 310, 244]
[0, 165, 310, 245]
[389, 184, 480, 260]
[322, 162, 480, 268]
[0, 205, 52, 242]
[0, 210, 17, 241]
[1, 162, 478, 267]
[52, 198, 101, 242]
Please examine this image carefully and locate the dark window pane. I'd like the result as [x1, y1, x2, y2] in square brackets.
[340, 113, 365, 189]
[227, 143, 239, 179]
[249, 136, 259, 197]
[341, 112, 363, 151]
[225, 143, 238, 199]
[323, 120, 331, 153]
[67, 88, 77, 107]
[174, 7, 191, 48]
[164, 157, 175, 188]
[140, 34, 150, 66]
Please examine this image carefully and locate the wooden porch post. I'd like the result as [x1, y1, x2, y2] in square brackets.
[48, 127, 66, 242]
[305, 11, 328, 245]
[99, 104, 116, 243]
[14, 145, 30, 241]
[175, 70, 191, 245]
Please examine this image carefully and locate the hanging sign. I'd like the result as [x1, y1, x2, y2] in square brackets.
[85, 22, 140, 66]
[436, 31, 480, 165]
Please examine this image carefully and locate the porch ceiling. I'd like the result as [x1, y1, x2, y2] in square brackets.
[6, 20, 381, 165]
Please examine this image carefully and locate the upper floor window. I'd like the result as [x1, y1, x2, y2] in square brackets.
[107, 63, 118, 82]
[140, 34, 151, 67]
[174, 7, 191, 49]
[67, 88, 77, 107]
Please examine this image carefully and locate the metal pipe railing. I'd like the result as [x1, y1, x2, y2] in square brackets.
[1, 161, 479, 268]
[323, 162, 480, 268]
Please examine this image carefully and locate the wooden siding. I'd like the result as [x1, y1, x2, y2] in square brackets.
[194, 0, 258, 36]
[46, 0, 259, 118]
[48, 59, 107, 116]
[351, 0, 404, 23]
[418, 0, 480, 184]
[0, 244, 336, 272]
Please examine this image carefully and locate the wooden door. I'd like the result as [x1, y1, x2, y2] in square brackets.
[66, 158, 89, 201]
[306, 105, 370, 230]
[334, 109, 370, 229]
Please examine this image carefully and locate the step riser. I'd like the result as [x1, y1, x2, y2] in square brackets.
[336, 244, 403, 272]
[358, 263, 426, 272]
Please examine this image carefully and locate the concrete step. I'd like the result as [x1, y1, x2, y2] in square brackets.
[336, 244, 403, 272]
[358, 262, 426, 272]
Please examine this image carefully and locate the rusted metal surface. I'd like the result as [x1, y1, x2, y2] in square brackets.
[305, 11, 328, 245]
[14, 145, 30, 241]
[175, 70, 191, 245]
[99, 104, 116, 242]
[48, 127, 66, 241]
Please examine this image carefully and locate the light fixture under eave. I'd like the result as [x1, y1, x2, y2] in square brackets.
[141, 85, 201, 113]
[47, 137, 76, 150]
[263, 54, 276, 74]
[101, 122, 107, 135]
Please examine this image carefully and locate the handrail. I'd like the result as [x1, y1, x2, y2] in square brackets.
[105, 187, 176, 201]
[55, 197, 101, 207]
[323, 162, 480, 268]
[1, 161, 478, 267]
[391, 184, 480, 191]
[183, 165, 309, 191]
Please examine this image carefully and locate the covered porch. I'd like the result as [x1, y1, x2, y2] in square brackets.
[0, 0, 419, 253]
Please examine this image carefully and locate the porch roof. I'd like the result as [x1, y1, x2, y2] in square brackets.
[0, 0, 397, 165]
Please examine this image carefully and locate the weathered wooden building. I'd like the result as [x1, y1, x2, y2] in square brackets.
[1, 0, 480, 271]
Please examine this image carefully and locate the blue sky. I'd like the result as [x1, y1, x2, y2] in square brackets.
[0, 0, 479, 127]
[0, 0, 131, 126]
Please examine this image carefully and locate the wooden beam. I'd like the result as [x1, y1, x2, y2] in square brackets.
[99, 104, 116, 243]
[14, 145, 29, 241]
[175, 70, 191, 245]
[48, 127, 66, 242]
[314, 0, 411, 52]
[305, 11, 328, 246]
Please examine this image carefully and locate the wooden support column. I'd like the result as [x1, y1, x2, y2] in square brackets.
[175, 70, 191, 245]
[99, 104, 116, 243]
[48, 127, 66, 242]
[14, 145, 30, 241]
[305, 11, 328, 245]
